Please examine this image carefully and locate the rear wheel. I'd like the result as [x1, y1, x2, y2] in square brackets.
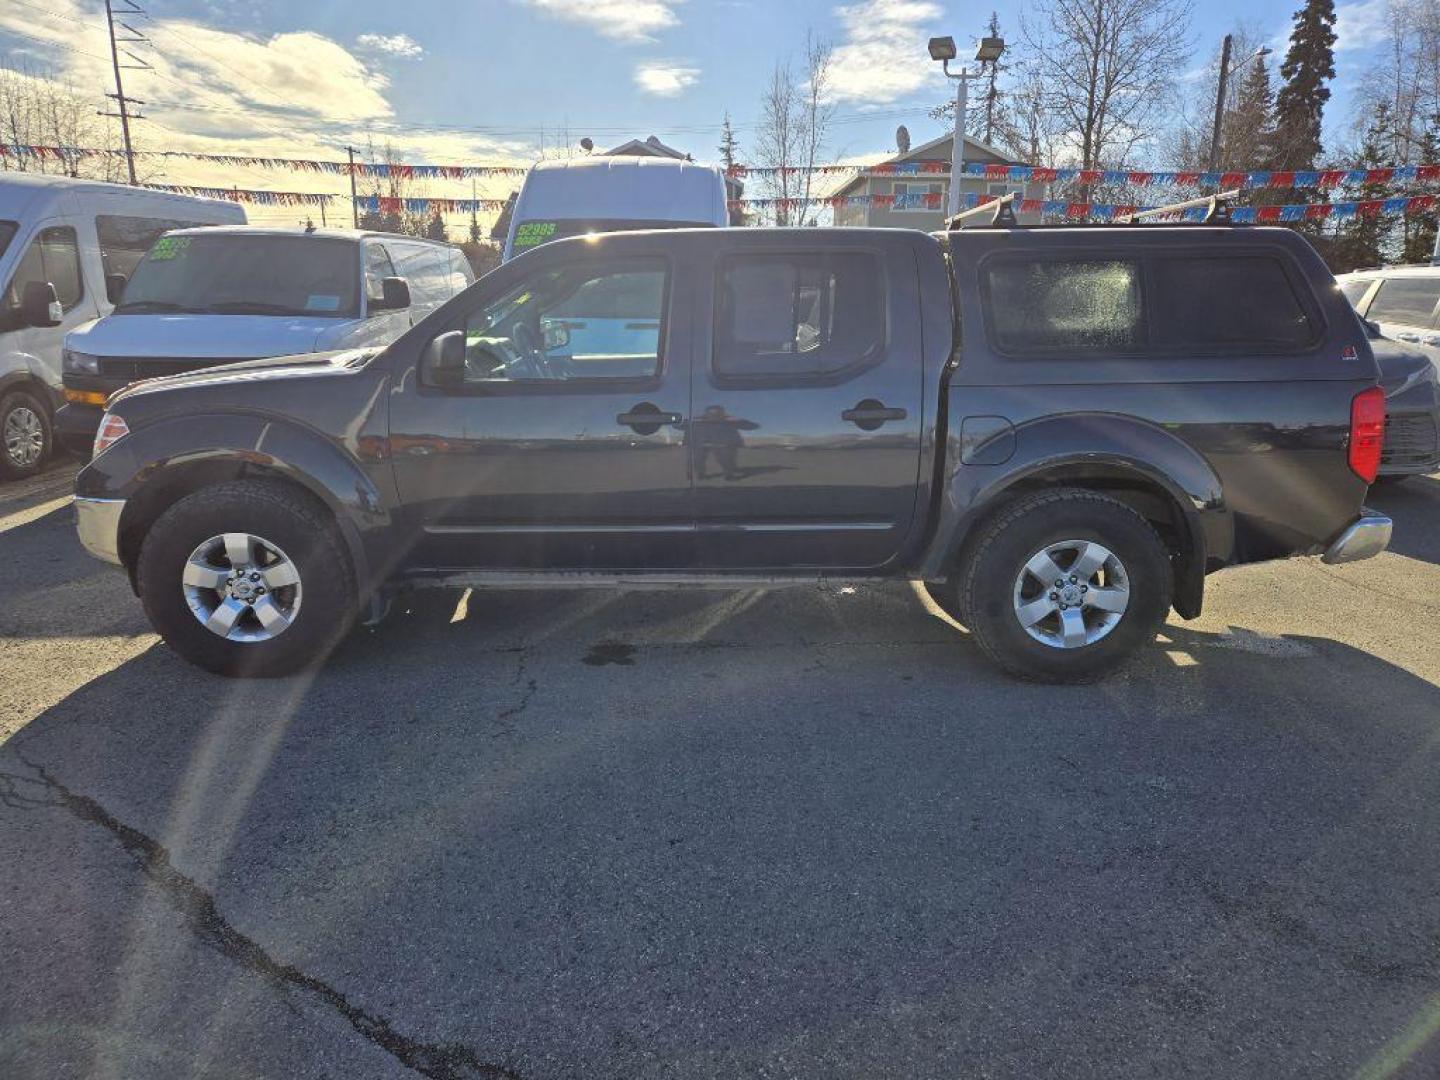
[0, 388, 51, 480]
[138, 480, 356, 676]
[958, 488, 1172, 682]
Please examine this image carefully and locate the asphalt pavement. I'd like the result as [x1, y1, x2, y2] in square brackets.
[1, 461, 1438, 1080]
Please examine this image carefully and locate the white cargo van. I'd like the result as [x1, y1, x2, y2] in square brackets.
[502, 157, 728, 262]
[57, 227, 474, 453]
[0, 174, 244, 478]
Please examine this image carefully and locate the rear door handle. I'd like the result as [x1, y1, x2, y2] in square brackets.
[617, 402, 683, 434]
[842, 399, 908, 431]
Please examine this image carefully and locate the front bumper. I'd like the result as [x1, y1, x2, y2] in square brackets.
[1321, 510, 1392, 565]
[75, 496, 125, 566]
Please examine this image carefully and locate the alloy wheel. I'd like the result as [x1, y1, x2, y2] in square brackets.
[1011, 539, 1130, 650]
[182, 532, 303, 643]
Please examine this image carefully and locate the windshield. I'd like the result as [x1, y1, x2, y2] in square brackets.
[117, 234, 359, 317]
[511, 218, 715, 256]
[0, 220, 16, 263]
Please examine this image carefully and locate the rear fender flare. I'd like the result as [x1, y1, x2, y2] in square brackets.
[920, 414, 1231, 617]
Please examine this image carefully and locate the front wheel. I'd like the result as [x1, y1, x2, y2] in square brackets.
[958, 489, 1172, 682]
[137, 479, 357, 676]
[0, 388, 52, 480]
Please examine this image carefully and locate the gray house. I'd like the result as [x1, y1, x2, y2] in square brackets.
[831, 132, 1041, 230]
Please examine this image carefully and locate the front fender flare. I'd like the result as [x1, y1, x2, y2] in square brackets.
[85, 413, 390, 593]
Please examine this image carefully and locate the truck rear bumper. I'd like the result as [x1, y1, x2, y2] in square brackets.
[1321, 510, 1392, 565]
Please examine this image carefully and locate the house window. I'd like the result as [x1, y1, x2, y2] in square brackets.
[892, 182, 944, 212]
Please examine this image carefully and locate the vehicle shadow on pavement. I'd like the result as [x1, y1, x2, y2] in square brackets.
[2, 584, 1438, 1080]
[1370, 473, 1440, 565]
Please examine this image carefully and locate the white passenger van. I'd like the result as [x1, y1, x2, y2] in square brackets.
[58, 227, 474, 454]
[0, 174, 244, 478]
[502, 157, 728, 262]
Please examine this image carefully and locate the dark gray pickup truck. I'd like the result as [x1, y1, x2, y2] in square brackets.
[74, 224, 1392, 681]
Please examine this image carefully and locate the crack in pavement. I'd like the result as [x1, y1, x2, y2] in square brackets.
[0, 755, 521, 1080]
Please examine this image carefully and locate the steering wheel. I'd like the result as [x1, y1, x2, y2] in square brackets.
[509, 321, 552, 379]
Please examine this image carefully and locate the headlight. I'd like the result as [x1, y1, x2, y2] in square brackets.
[63, 349, 100, 375]
[92, 412, 130, 458]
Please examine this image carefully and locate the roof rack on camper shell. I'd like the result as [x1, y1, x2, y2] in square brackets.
[942, 188, 1245, 231]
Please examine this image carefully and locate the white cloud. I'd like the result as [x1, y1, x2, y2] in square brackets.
[828, 0, 945, 105]
[1334, 0, 1389, 52]
[356, 33, 424, 60]
[521, 0, 683, 43]
[634, 60, 699, 97]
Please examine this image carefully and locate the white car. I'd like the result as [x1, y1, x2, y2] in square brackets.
[1337, 265, 1440, 347]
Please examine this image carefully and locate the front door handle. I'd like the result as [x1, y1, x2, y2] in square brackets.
[617, 402, 683, 435]
[842, 399, 908, 431]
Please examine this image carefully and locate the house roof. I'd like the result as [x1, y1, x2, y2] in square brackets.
[829, 132, 1030, 197]
[605, 135, 690, 160]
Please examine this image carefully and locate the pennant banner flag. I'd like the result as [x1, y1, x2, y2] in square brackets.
[727, 191, 1440, 222]
[0, 143, 527, 178]
[146, 184, 336, 207]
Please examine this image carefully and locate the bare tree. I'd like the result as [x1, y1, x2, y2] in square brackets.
[995, 61, 1063, 166]
[0, 63, 129, 181]
[795, 32, 835, 227]
[755, 58, 801, 225]
[1160, 25, 1268, 169]
[1022, 0, 1193, 168]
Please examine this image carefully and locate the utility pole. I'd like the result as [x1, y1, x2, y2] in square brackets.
[347, 146, 359, 227]
[469, 177, 481, 243]
[102, 0, 149, 185]
[1208, 34, 1234, 173]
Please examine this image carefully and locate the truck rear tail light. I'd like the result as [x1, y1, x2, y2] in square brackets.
[1349, 386, 1386, 484]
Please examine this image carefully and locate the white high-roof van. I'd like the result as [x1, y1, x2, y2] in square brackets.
[0, 174, 244, 478]
[502, 157, 728, 263]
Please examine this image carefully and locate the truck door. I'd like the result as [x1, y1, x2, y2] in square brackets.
[691, 236, 925, 570]
[387, 235, 695, 570]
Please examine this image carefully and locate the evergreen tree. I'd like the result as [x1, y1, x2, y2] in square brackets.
[1403, 116, 1440, 264]
[1274, 0, 1337, 170]
[978, 11, 1009, 146]
[426, 210, 448, 242]
[1224, 56, 1276, 170]
[1336, 99, 1395, 272]
[717, 112, 739, 170]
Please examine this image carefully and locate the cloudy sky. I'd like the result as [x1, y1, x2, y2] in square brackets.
[0, 0, 1397, 226]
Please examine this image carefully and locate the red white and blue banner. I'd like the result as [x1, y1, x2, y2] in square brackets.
[731, 191, 1440, 221]
[957, 162, 1440, 189]
[0, 143, 527, 178]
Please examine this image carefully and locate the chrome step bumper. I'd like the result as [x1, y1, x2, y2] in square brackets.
[1321, 509, 1392, 565]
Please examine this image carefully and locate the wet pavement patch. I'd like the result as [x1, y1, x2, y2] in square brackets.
[582, 641, 636, 667]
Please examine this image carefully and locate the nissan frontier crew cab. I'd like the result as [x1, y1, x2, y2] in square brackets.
[73, 224, 1393, 681]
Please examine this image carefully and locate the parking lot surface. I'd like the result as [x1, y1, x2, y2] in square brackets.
[1, 462, 1438, 1079]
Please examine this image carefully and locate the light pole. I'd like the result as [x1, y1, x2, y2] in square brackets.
[1208, 37, 1272, 172]
[930, 34, 1006, 222]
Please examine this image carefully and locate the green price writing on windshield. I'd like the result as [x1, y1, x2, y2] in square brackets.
[514, 222, 557, 248]
[149, 236, 190, 261]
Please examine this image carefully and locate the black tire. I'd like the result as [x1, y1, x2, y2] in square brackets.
[137, 479, 357, 677]
[0, 388, 52, 480]
[957, 488, 1172, 682]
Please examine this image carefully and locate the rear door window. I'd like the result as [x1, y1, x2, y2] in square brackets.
[1149, 256, 1317, 350]
[1366, 278, 1440, 329]
[984, 259, 1143, 354]
[713, 251, 885, 380]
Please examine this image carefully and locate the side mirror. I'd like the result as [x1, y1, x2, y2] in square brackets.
[20, 281, 62, 328]
[371, 276, 411, 312]
[105, 273, 128, 305]
[421, 330, 466, 388]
